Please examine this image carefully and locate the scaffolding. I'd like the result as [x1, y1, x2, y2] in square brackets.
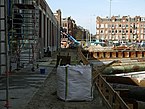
[10, 0, 39, 69]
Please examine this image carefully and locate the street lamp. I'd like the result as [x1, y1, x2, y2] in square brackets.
[110, 0, 112, 19]
[108, 0, 112, 41]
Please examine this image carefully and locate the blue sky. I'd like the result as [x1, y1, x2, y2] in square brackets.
[46, 0, 145, 34]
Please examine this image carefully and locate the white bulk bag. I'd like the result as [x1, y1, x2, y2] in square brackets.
[57, 65, 93, 101]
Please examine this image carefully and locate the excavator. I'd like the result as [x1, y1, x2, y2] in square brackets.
[61, 32, 80, 48]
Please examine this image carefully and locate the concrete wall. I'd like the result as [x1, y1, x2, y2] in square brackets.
[0, 0, 6, 74]
[38, 0, 61, 54]
[37, 0, 60, 53]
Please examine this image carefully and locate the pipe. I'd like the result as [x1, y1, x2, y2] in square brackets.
[103, 63, 145, 74]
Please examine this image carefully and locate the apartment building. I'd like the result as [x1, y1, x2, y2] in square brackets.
[62, 16, 76, 36]
[96, 16, 145, 42]
[61, 17, 90, 48]
[61, 17, 90, 40]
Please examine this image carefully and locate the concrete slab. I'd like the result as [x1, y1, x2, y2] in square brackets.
[0, 57, 55, 109]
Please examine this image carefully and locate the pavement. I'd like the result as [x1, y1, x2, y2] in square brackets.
[0, 56, 56, 109]
[0, 49, 107, 109]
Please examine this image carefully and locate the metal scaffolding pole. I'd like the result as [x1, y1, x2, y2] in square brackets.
[109, 0, 112, 41]
[5, 0, 9, 108]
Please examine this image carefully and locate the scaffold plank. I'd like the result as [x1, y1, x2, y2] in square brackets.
[14, 4, 35, 9]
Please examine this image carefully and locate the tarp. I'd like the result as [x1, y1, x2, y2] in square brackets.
[57, 65, 93, 101]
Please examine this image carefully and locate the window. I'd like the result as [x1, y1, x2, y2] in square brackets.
[116, 24, 118, 27]
[137, 23, 139, 28]
[105, 24, 108, 28]
[122, 30, 125, 33]
[141, 35, 143, 39]
[140, 24, 143, 27]
[141, 18, 145, 21]
[63, 23, 67, 27]
[115, 30, 117, 33]
[108, 24, 111, 28]
[144, 35, 145, 39]
[101, 24, 104, 28]
[137, 18, 140, 21]
[133, 30, 137, 34]
[130, 24, 133, 28]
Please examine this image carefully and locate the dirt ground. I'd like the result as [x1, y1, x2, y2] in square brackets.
[24, 67, 107, 109]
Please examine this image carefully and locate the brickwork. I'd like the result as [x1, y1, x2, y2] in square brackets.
[96, 16, 145, 41]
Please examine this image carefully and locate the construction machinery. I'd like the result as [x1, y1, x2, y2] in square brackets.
[61, 32, 80, 48]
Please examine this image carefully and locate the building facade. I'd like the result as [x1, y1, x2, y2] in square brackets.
[61, 17, 76, 48]
[37, 0, 61, 52]
[61, 16, 90, 48]
[96, 16, 145, 42]
[0, 0, 61, 74]
[62, 16, 76, 36]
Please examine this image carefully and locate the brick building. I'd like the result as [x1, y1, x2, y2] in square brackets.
[96, 16, 145, 42]
[62, 16, 76, 36]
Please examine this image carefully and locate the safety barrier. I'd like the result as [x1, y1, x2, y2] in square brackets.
[77, 47, 133, 109]
[96, 75, 132, 109]
[78, 47, 90, 65]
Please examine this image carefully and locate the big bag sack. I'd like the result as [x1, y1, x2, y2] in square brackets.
[57, 65, 93, 101]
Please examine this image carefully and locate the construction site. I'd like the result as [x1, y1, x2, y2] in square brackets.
[0, 0, 60, 108]
[1, 0, 145, 109]
[0, 0, 60, 74]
